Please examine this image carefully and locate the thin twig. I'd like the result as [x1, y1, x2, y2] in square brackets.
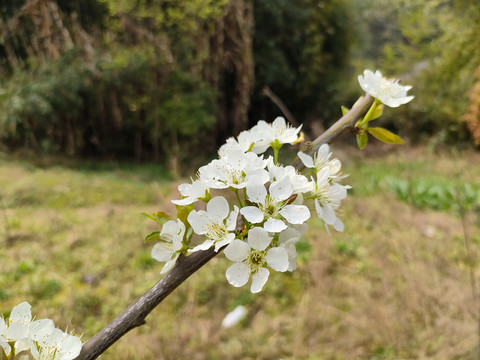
[75, 93, 374, 360]
[262, 86, 300, 128]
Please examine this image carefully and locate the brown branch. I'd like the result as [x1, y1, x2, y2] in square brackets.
[291, 94, 374, 171]
[74, 93, 374, 360]
[262, 86, 300, 128]
[75, 248, 220, 360]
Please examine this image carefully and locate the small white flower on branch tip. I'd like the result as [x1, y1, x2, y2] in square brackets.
[171, 180, 209, 206]
[358, 69, 414, 108]
[224, 227, 289, 293]
[151, 219, 185, 274]
[199, 150, 268, 189]
[240, 176, 310, 233]
[188, 196, 239, 252]
[221, 305, 247, 328]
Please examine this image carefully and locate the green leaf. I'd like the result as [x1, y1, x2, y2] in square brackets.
[356, 132, 368, 149]
[370, 104, 384, 121]
[341, 105, 350, 116]
[145, 231, 160, 243]
[141, 211, 170, 225]
[367, 127, 404, 145]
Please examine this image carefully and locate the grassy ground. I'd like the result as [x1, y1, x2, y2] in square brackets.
[0, 145, 479, 359]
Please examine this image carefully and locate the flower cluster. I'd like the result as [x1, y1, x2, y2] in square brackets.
[0, 302, 81, 360]
[150, 69, 414, 293]
[151, 116, 349, 293]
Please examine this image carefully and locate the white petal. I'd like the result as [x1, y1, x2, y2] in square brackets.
[297, 151, 314, 168]
[269, 175, 293, 202]
[0, 338, 10, 356]
[333, 218, 345, 232]
[263, 218, 288, 233]
[206, 196, 230, 222]
[214, 233, 236, 251]
[226, 205, 239, 231]
[160, 253, 180, 274]
[5, 322, 29, 341]
[187, 210, 208, 235]
[58, 334, 82, 360]
[226, 263, 251, 287]
[250, 268, 270, 293]
[240, 206, 264, 223]
[320, 205, 336, 225]
[160, 220, 185, 245]
[245, 180, 267, 204]
[247, 227, 272, 251]
[189, 239, 215, 252]
[224, 239, 250, 262]
[151, 242, 174, 262]
[280, 205, 310, 224]
[14, 338, 37, 357]
[221, 306, 247, 328]
[30, 319, 54, 342]
[266, 247, 289, 272]
[9, 302, 32, 324]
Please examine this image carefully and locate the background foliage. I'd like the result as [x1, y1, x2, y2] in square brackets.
[0, 0, 479, 165]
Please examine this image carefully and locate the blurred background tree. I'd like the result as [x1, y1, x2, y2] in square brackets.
[0, 0, 478, 170]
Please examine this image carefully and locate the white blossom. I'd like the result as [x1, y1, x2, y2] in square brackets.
[151, 219, 185, 274]
[266, 157, 313, 193]
[1, 302, 82, 360]
[199, 150, 268, 189]
[358, 69, 414, 108]
[240, 176, 310, 233]
[297, 144, 345, 182]
[171, 180, 209, 206]
[224, 227, 289, 293]
[218, 130, 256, 158]
[188, 196, 239, 251]
[249, 117, 302, 153]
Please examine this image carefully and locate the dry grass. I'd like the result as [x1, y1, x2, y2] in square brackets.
[0, 146, 479, 359]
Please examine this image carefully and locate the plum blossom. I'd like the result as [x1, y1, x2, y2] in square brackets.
[297, 144, 345, 181]
[240, 175, 310, 233]
[151, 219, 185, 274]
[171, 180, 209, 206]
[4, 301, 54, 358]
[249, 117, 302, 153]
[1, 302, 82, 360]
[37, 328, 82, 360]
[199, 150, 268, 189]
[266, 157, 313, 194]
[218, 130, 256, 158]
[358, 69, 414, 108]
[312, 167, 350, 232]
[188, 196, 239, 251]
[224, 227, 289, 293]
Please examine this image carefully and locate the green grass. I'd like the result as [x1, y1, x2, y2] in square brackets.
[0, 146, 479, 359]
